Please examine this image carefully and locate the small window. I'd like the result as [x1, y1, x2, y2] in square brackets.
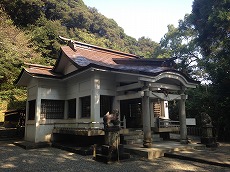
[81, 96, 91, 118]
[68, 99, 76, 118]
[41, 99, 64, 119]
[28, 100, 36, 120]
[100, 95, 113, 117]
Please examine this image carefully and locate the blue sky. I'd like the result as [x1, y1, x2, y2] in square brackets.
[83, 0, 194, 42]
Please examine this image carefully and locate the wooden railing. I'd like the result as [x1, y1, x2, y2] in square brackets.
[53, 122, 104, 130]
[157, 119, 180, 128]
[187, 126, 201, 136]
[53, 120, 126, 130]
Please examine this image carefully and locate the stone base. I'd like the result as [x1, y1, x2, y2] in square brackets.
[14, 141, 51, 150]
[95, 144, 130, 163]
[104, 126, 120, 132]
[104, 131, 120, 146]
[201, 137, 218, 147]
[159, 132, 170, 140]
[180, 139, 189, 144]
[143, 142, 152, 148]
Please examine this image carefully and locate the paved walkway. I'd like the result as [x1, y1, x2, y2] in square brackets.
[0, 140, 229, 172]
[165, 142, 230, 167]
[124, 141, 230, 167]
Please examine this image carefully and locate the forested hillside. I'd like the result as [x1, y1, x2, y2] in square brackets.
[0, 8, 45, 120]
[1, 0, 159, 59]
[0, 0, 159, 118]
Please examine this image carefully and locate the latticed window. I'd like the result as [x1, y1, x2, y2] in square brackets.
[41, 99, 64, 119]
[81, 96, 90, 118]
[129, 103, 141, 118]
[153, 102, 164, 117]
[68, 99, 76, 118]
[28, 100, 36, 120]
[100, 95, 113, 117]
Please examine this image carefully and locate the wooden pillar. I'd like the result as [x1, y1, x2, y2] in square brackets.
[142, 86, 152, 148]
[179, 91, 188, 144]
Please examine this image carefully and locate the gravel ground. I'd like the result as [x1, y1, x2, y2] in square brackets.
[0, 141, 229, 172]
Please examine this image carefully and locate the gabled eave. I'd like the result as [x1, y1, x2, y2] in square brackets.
[15, 68, 63, 87]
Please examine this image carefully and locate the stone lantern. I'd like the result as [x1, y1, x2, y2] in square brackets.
[200, 113, 218, 147]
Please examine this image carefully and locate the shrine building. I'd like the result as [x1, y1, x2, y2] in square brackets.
[16, 37, 199, 147]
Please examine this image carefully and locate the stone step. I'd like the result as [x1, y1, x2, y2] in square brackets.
[124, 138, 143, 145]
[152, 134, 163, 141]
[127, 130, 143, 135]
[123, 134, 143, 140]
[152, 137, 163, 142]
[122, 132, 163, 145]
[124, 142, 199, 159]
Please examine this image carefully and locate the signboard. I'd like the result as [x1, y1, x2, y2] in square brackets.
[186, 118, 196, 125]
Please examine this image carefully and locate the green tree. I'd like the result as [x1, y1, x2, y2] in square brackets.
[155, 15, 204, 80]
[190, 0, 230, 141]
[1, 0, 44, 26]
[28, 17, 68, 60]
[0, 7, 45, 112]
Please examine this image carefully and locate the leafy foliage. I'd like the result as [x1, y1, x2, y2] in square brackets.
[1, 0, 159, 59]
[0, 0, 160, 120]
[190, 0, 230, 141]
[0, 7, 46, 118]
[155, 16, 205, 81]
[155, 0, 230, 141]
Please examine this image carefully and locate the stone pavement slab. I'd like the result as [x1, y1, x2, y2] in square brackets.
[165, 142, 230, 168]
[124, 141, 205, 159]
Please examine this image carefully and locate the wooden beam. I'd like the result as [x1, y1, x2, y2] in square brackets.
[150, 83, 181, 91]
[150, 92, 188, 101]
[116, 82, 142, 92]
[116, 91, 143, 100]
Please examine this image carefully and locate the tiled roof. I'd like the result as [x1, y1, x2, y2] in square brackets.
[17, 41, 197, 84]
[61, 41, 138, 67]
[22, 41, 177, 78]
[24, 63, 61, 78]
[58, 41, 175, 76]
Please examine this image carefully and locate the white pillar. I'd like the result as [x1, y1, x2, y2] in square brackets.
[91, 74, 100, 124]
[179, 91, 188, 144]
[142, 88, 152, 148]
[35, 87, 41, 143]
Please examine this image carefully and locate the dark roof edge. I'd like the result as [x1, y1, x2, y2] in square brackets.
[65, 64, 200, 85]
[14, 68, 26, 85]
[16, 63, 200, 86]
[52, 49, 63, 73]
